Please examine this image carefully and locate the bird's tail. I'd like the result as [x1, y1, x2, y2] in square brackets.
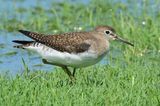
[12, 40, 34, 49]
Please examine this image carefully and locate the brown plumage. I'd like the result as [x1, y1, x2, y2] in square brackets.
[95, 25, 116, 33]
[17, 30, 92, 53]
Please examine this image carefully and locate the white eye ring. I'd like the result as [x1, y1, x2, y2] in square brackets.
[105, 30, 110, 34]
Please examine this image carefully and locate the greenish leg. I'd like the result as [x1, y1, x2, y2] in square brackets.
[72, 68, 76, 77]
[42, 59, 75, 81]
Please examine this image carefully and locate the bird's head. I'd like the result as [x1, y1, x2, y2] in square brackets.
[95, 26, 134, 46]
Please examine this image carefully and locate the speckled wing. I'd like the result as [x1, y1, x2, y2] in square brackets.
[17, 30, 91, 53]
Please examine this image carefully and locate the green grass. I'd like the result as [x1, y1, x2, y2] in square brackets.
[0, 61, 159, 106]
[0, 0, 160, 105]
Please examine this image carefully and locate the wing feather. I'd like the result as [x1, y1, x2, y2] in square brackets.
[17, 30, 91, 53]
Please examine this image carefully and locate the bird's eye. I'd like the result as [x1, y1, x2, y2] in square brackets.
[105, 30, 110, 34]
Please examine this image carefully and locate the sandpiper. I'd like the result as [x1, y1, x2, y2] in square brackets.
[13, 26, 133, 80]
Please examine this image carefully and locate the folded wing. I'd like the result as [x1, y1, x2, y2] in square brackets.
[13, 30, 91, 53]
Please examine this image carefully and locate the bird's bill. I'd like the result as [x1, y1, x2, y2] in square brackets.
[116, 36, 134, 46]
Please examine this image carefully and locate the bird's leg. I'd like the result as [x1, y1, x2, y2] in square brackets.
[42, 59, 75, 80]
[72, 68, 76, 77]
[42, 59, 63, 66]
[61, 66, 75, 81]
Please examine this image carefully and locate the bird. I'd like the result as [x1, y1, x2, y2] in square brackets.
[13, 26, 134, 80]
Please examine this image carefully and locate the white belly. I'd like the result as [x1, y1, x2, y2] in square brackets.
[25, 43, 107, 68]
